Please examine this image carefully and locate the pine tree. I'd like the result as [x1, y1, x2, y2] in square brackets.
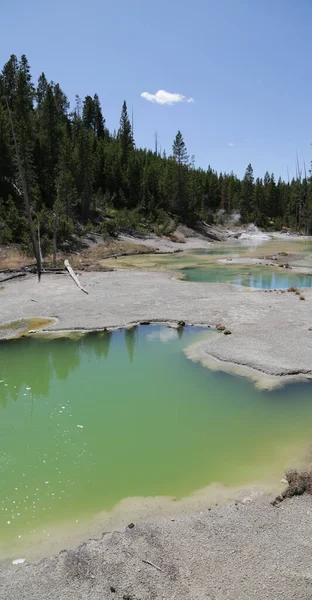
[0, 102, 15, 200]
[252, 178, 265, 225]
[263, 172, 278, 222]
[1, 55, 19, 107]
[82, 95, 96, 132]
[172, 130, 189, 166]
[93, 94, 105, 138]
[56, 129, 78, 222]
[118, 100, 133, 165]
[37, 83, 62, 207]
[11, 56, 37, 215]
[36, 72, 48, 106]
[53, 83, 69, 121]
[73, 120, 94, 219]
[240, 163, 254, 222]
[172, 131, 190, 219]
[82, 94, 105, 138]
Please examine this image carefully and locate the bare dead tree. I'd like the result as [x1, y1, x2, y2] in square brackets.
[6, 97, 42, 280]
[295, 152, 305, 231]
[53, 208, 58, 267]
[38, 221, 43, 267]
[154, 131, 159, 155]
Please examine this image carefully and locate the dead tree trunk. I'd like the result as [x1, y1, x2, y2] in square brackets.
[53, 210, 57, 267]
[64, 260, 88, 294]
[38, 222, 43, 268]
[6, 98, 42, 281]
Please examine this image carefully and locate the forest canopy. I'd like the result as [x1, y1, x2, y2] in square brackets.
[0, 54, 311, 252]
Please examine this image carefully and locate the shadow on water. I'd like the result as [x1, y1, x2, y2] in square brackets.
[50, 338, 81, 381]
[0, 334, 101, 407]
[125, 326, 138, 362]
[0, 337, 54, 407]
[177, 325, 184, 339]
[1, 326, 311, 411]
[82, 330, 112, 360]
[0, 327, 139, 408]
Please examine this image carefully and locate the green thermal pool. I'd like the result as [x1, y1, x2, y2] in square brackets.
[182, 241, 312, 287]
[1, 325, 312, 556]
[107, 239, 312, 289]
[182, 264, 312, 288]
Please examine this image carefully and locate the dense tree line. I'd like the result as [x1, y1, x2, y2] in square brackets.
[0, 54, 312, 253]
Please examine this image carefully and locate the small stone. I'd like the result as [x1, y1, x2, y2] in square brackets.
[110, 586, 116, 593]
[12, 558, 25, 565]
[127, 522, 135, 529]
[216, 323, 226, 331]
[223, 329, 232, 335]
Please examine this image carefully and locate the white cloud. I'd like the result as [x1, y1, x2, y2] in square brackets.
[141, 89, 194, 105]
[147, 327, 179, 343]
[228, 142, 234, 147]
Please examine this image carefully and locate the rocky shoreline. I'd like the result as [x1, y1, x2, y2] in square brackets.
[1, 270, 311, 386]
[1, 492, 312, 600]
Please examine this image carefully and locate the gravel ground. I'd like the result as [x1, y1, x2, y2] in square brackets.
[119, 233, 213, 252]
[0, 270, 312, 386]
[1, 493, 312, 600]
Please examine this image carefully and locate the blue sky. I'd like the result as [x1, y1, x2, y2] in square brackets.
[1, 0, 311, 179]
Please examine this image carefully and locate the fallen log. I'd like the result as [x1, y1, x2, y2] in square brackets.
[102, 251, 147, 260]
[42, 270, 66, 274]
[48, 270, 66, 274]
[64, 259, 88, 294]
[0, 272, 27, 283]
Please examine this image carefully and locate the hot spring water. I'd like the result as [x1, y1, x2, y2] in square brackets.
[1, 325, 312, 557]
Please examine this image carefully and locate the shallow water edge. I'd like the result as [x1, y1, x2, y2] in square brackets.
[185, 337, 312, 390]
[1, 315, 312, 390]
[0, 480, 284, 562]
